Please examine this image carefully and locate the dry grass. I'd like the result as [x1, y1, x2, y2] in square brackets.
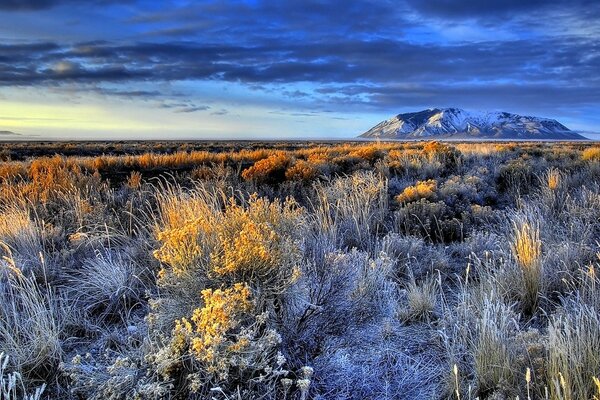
[548, 303, 600, 400]
[511, 218, 543, 313]
[0, 264, 66, 381]
[399, 275, 438, 322]
[0, 353, 46, 400]
[546, 168, 562, 191]
[473, 300, 519, 395]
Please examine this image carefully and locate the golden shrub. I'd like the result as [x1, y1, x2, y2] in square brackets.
[154, 193, 303, 288]
[153, 214, 214, 277]
[396, 179, 438, 203]
[582, 147, 600, 162]
[210, 196, 303, 288]
[154, 281, 286, 390]
[172, 283, 253, 368]
[349, 145, 383, 162]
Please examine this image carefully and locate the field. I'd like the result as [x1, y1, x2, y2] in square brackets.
[1, 140, 600, 399]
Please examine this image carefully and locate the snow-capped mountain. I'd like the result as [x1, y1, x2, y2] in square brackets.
[359, 108, 587, 140]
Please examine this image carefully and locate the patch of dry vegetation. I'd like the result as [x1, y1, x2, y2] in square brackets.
[0, 140, 598, 399]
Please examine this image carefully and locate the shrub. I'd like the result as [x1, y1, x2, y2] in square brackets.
[149, 189, 306, 397]
[394, 199, 464, 243]
[498, 158, 534, 197]
[348, 145, 384, 162]
[285, 159, 320, 181]
[423, 141, 462, 171]
[241, 152, 292, 183]
[150, 282, 290, 396]
[582, 146, 600, 162]
[396, 179, 438, 203]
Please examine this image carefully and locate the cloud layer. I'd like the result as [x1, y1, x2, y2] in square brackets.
[0, 0, 598, 135]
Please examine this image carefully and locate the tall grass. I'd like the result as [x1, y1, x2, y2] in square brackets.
[511, 218, 543, 313]
[0, 353, 46, 400]
[548, 303, 600, 400]
[0, 257, 67, 381]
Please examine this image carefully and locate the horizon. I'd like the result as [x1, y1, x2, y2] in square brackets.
[1, 1, 599, 140]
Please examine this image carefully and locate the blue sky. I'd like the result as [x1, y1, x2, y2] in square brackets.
[0, 0, 599, 140]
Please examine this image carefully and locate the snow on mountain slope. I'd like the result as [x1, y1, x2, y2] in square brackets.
[359, 108, 587, 140]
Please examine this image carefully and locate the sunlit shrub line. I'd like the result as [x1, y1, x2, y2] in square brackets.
[1, 141, 596, 183]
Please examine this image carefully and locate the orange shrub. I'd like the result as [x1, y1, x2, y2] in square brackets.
[285, 160, 319, 181]
[0, 162, 27, 182]
[423, 141, 461, 169]
[241, 152, 292, 183]
[349, 145, 384, 162]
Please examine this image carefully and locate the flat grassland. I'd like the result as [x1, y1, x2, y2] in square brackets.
[1, 141, 600, 399]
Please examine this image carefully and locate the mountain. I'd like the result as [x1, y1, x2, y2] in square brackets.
[359, 108, 587, 140]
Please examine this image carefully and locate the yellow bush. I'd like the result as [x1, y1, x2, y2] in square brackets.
[396, 179, 437, 203]
[582, 147, 600, 161]
[154, 192, 303, 288]
[210, 196, 303, 289]
[171, 283, 253, 371]
[153, 214, 214, 277]
[349, 145, 383, 162]
[154, 281, 286, 391]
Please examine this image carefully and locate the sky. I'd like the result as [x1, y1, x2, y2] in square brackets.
[0, 0, 599, 140]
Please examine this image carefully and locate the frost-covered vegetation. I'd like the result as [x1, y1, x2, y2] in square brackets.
[0, 140, 600, 399]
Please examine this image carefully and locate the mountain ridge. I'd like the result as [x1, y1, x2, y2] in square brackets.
[359, 108, 587, 140]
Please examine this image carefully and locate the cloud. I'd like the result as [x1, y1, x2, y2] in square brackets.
[176, 105, 210, 113]
[0, 0, 57, 10]
[405, 0, 599, 19]
[0, 0, 131, 11]
[0, 0, 598, 128]
[2, 36, 598, 87]
[211, 109, 228, 116]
